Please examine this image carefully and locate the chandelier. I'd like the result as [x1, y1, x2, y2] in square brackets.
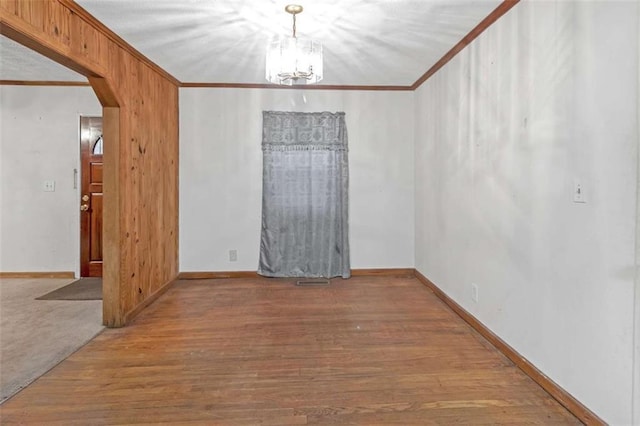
[265, 4, 323, 85]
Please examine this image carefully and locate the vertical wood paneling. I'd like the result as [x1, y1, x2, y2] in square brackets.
[1, 0, 179, 327]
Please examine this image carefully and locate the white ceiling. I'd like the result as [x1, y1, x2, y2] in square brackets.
[2, 0, 503, 86]
[0, 36, 86, 82]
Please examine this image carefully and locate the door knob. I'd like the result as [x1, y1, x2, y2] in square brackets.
[80, 204, 89, 211]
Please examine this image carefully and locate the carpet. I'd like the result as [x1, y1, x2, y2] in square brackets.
[1, 277, 104, 404]
[36, 278, 102, 300]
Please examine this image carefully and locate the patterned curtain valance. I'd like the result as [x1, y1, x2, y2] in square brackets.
[262, 111, 348, 152]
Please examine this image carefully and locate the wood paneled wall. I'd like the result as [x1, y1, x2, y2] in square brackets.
[0, 0, 179, 327]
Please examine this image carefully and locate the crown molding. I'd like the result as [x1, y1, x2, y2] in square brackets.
[180, 82, 412, 91]
[5, 1, 519, 92]
[0, 80, 90, 86]
[411, 0, 520, 90]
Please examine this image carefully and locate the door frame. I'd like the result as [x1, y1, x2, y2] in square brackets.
[2, 1, 181, 329]
[0, 17, 122, 326]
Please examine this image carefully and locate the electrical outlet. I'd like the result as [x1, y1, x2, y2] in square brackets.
[229, 249, 238, 262]
[471, 283, 479, 303]
[43, 180, 55, 192]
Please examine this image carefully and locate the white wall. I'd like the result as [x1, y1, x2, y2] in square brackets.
[180, 88, 414, 272]
[415, 1, 638, 424]
[634, 3, 640, 418]
[0, 86, 101, 276]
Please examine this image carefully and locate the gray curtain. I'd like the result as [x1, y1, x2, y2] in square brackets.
[258, 111, 350, 279]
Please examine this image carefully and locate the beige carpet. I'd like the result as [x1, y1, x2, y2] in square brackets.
[0, 278, 104, 403]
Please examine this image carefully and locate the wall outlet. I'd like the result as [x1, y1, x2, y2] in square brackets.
[43, 180, 55, 192]
[471, 283, 479, 303]
[229, 249, 238, 262]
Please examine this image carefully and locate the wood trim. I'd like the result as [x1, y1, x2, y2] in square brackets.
[0, 80, 90, 86]
[178, 269, 415, 280]
[56, 0, 180, 86]
[350, 268, 415, 277]
[122, 276, 176, 326]
[180, 82, 412, 91]
[88, 77, 121, 107]
[410, 0, 520, 90]
[178, 271, 260, 280]
[413, 269, 605, 425]
[102, 107, 121, 327]
[0, 272, 75, 279]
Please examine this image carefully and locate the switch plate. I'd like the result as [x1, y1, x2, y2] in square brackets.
[229, 249, 238, 262]
[573, 179, 586, 203]
[43, 180, 55, 192]
[471, 283, 479, 303]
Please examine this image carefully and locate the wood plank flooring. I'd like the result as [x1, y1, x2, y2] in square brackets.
[0, 276, 580, 425]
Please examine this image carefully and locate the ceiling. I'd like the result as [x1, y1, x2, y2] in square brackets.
[1, 0, 504, 87]
[0, 36, 86, 82]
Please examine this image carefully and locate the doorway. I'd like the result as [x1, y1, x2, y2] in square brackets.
[80, 116, 103, 278]
[2, 1, 179, 327]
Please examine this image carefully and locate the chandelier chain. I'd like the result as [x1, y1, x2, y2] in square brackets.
[292, 13, 297, 38]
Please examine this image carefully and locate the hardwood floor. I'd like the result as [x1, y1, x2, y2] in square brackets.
[0, 276, 580, 425]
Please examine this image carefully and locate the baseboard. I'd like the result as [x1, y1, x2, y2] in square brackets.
[178, 271, 260, 279]
[0, 271, 75, 279]
[122, 276, 177, 326]
[413, 269, 605, 425]
[350, 268, 415, 277]
[178, 268, 415, 280]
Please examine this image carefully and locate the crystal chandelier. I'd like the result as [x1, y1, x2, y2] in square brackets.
[265, 4, 323, 85]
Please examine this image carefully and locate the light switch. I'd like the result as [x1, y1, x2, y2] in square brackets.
[43, 180, 55, 192]
[573, 179, 586, 203]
